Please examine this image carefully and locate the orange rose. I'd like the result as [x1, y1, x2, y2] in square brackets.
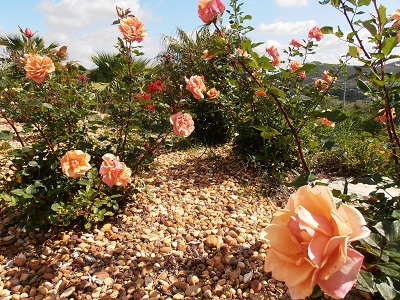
[23, 54, 55, 84]
[99, 154, 132, 187]
[261, 186, 370, 299]
[207, 87, 220, 99]
[375, 108, 396, 124]
[290, 38, 302, 48]
[318, 117, 335, 128]
[255, 90, 267, 97]
[266, 45, 281, 66]
[308, 26, 324, 41]
[198, 0, 225, 24]
[60, 150, 91, 179]
[119, 16, 147, 43]
[185, 75, 206, 100]
[170, 112, 195, 137]
[322, 70, 336, 84]
[314, 79, 328, 92]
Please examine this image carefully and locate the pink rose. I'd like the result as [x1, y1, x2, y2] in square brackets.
[315, 78, 328, 92]
[118, 16, 147, 43]
[198, 0, 225, 24]
[185, 75, 206, 100]
[308, 26, 324, 41]
[22, 54, 55, 84]
[390, 10, 400, 42]
[170, 112, 195, 137]
[289, 60, 303, 73]
[290, 38, 302, 48]
[261, 186, 370, 299]
[24, 28, 33, 38]
[99, 154, 132, 187]
[322, 70, 336, 84]
[60, 150, 91, 179]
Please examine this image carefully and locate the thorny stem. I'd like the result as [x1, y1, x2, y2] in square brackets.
[24, 112, 55, 153]
[213, 22, 309, 172]
[0, 108, 25, 147]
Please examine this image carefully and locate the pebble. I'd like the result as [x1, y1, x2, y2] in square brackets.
[185, 284, 201, 297]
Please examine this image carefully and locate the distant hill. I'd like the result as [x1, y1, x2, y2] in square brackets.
[305, 61, 399, 102]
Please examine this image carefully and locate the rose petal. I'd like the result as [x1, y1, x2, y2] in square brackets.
[262, 224, 302, 256]
[308, 234, 330, 268]
[264, 249, 286, 281]
[319, 237, 348, 280]
[318, 248, 364, 299]
[337, 204, 371, 242]
[297, 205, 333, 236]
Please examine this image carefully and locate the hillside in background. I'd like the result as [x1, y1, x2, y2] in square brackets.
[306, 61, 399, 102]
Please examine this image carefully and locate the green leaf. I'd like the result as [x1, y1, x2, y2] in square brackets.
[374, 220, 400, 243]
[252, 125, 281, 139]
[378, 5, 387, 25]
[320, 26, 334, 34]
[382, 36, 399, 56]
[287, 171, 317, 188]
[357, 79, 371, 93]
[348, 45, 359, 58]
[28, 161, 39, 167]
[41, 103, 53, 110]
[362, 21, 377, 37]
[358, 0, 371, 5]
[0, 131, 14, 140]
[376, 279, 399, 300]
[357, 269, 376, 294]
[51, 203, 63, 211]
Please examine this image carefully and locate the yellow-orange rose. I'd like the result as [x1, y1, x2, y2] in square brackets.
[207, 87, 220, 99]
[261, 186, 370, 299]
[119, 16, 147, 43]
[185, 75, 206, 100]
[99, 154, 132, 187]
[23, 54, 55, 84]
[60, 150, 91, 178]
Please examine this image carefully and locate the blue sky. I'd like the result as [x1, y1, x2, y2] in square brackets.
[0, 0, 399, 68]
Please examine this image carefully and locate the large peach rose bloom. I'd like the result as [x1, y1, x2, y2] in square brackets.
[261, 186, 370, 299]
[185, 75, 206, 100]
[119, 16, 147, 43]
[60, 150, 91, 179]
[170, 112, 195, 137]
[23, 54, 55, 84]
[198, 0, 225, 24]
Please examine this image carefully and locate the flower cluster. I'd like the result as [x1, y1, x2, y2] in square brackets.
[315, 70, 337, 92]
[60, 151, 132, 188]
[261, 186, 370, 299]
[289, 60, 306, 80]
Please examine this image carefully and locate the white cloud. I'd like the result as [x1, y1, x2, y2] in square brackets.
[256, 20, 317, 36]
[274, 0, 309, 8]
[35, 0, 158, 68]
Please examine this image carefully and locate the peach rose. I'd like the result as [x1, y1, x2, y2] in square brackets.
[314, 78, 328, 92]
[185, 75, 206, 100]
[198, 0, 225, 24]
[119, 16, 147, 43]
[99, 154, 132, 187]
[290, 38, 302, 48]
[202, 49, 214, 60]
[255, 90, 267, 97]
[266, 45, 281, 66]
[207, 87, 220, 99]
[237, 48, 249, 58]
[318, 117, 335, 128]
[23, 54, 55, 84]
[390, 10, 400, 42]
[170, 112, 195, 137]
[60, 150, 91, 179]
[261, 186, 370, 299]
[308, 26, 324, 42]
[322, 70, 336, 84]
[375, 108, 396, 124]
[289, 60, 303, 73]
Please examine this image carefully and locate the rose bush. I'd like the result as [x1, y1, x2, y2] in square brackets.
[261, 186, 370, 299]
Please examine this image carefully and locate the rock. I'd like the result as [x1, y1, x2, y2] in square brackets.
[251, 279, 262, 292]
[187, 275, 199, 285]
[14, 254, 27, 267]
[60, 286, 75, 298]
[185, 284, 201, 297]
[204, 235, 221, 248]
[223, 254, 238, 265]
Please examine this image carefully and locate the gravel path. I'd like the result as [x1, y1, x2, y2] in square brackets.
[0, 145, 368, 300]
